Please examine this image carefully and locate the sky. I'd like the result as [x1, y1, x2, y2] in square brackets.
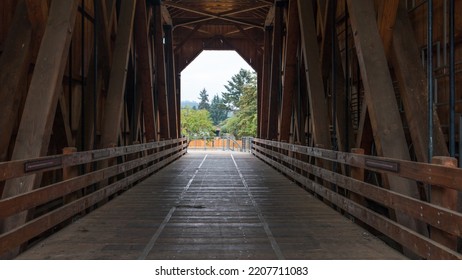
[180, 50, 254, 102]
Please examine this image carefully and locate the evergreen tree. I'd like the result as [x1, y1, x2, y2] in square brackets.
[209, 95, 228, 125]
[222, 69, 256, 110]
[221, 76, 257, 138]
[197, 88, 210, 111]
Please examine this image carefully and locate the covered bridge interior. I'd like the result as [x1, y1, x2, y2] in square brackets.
[0, 0, 462, 259]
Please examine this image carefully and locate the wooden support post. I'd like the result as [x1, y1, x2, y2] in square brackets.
[259, 26, 272, 139]
[82, 57, 101, 151]
[279, 0, 299, 143]
[56, 91, 75, 148]
[349, 148, 368, 206]
[100, 0, 137, 148]
[134, 0, 157, 142]
[267, 1, 284, 140]
[164, 24, 178, 139]
[176, 54, 182, 138]
[0, 0, 79, 258]
[298, 63, 309, 146]
[153, 1, 170, 140]
[297, 0, 331, 149]
[430, 156, 458, 250]
[62, 147, 80, 204]
[0, 1, 32, 162]
[391, 3, 449, 163]
[346, 0, 428, 241]
[325, 3, 351, 156]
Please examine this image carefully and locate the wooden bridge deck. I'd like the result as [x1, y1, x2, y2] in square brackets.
[16, 152, 405, 260]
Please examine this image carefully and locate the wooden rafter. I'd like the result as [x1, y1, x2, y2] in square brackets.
[165, 2, 266, 29]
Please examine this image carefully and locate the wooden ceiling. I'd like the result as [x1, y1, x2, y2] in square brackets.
[163, 0, 273, 50]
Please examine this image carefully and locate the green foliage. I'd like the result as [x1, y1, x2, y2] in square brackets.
[181, 68, 257, 139]
[197, 88, 210, 111]
[221, 83, 257, 138]
[181, 107, 215, 138]
[222, 68, 256, 110]
[209, 95, 228, 125]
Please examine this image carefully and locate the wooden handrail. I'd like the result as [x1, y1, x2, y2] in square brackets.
[253, 138, 462, 191]
[253, 144, 462, 236]
[0, 138, 187, 257]
[0, 145, 185, 218]
[0, 138, 187, 181]
[252, 138, 462, 259]
[0, 150, 185, 255]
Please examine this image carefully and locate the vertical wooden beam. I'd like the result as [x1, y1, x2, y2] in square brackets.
[267, 1, 284, 140]
[62, 147, 80, 204]
[391, 4, 449, 163]
[0, 1, 32, 162]
[153, 1, 170, 140]
[57, 92, 75, 148]
[259, 26, 272, 138]
[176, 53, 182, 138]
[322, 1, 351, 155]
[349, 148, 367, 205]
[376, 0, 399, 59]
[82, 54, 101, 151]
[279, 0, 299, 142]
[319, 0, 332, 86]
[346, 0, 428, 240]
[297, 0, 331, 149]
[135, 0, 156, 142]
[100, 0, 137, 148]
[164, 24, 178, 139]
[95, 0, 114, 83]
[257, 61, 262, 138]
[0, 0, 79, 257]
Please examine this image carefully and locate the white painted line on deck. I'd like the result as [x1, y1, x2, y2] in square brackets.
[138, 154, 207, 259]
[230, 154, 285, 260]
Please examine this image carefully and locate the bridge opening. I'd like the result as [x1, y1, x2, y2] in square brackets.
[180, 51, 257, 150]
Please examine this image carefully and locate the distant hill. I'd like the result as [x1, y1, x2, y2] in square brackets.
[181, 100, 199, 108]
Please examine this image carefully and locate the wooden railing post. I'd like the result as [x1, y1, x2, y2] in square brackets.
[430, 156, 458, 250]
[62, 147, 80, 204]
[349, 148, 368, 225]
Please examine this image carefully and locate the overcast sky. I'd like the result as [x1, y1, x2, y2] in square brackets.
[180, 51, 254, 102]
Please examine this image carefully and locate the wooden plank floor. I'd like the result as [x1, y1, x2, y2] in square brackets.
[17, 151, 406, 260]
